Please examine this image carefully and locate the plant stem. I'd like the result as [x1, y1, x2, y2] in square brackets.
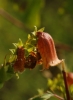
[47, 91, 64, 100]
[0, 8, 30, 32]
[62, 61, 70, 100]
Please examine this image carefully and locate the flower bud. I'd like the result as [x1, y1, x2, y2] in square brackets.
[13, 47, 25, 72]
[37, 31, 63, 69]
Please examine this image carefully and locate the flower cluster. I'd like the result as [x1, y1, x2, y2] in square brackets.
[7, 27, 63, 73]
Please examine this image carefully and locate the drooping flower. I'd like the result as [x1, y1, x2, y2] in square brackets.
[36, 31, 63, 69]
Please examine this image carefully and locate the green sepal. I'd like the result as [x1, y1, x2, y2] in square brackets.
[34, 26, 37, 32]
[38, 27, 45, 32]
[17, 38, 23, 47]
[9, 55, 17, 63]
[12, 43, 18, 48]
[9, 49, 15, 54]
[28, 34, 31, 39]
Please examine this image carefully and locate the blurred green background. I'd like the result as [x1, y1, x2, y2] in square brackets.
[0, 0, 73, 100]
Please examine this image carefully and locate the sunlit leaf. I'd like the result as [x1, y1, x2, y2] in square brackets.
[29, 95, 42, 100]
[32, 32, 36, 36]
[15, 73, 19, 79]
[18, 38, 23, 47]
[9, 49, 15, 54]
[41, 92, 54, 100]
[34, 26, 37, 32]
[38, 27, 45, 32]
[37, 89, 44, 95]
[9, 55, 17, 63]
[12, 43, 18, 48]
[27, 47, 34, 52]
[48, 79, 53, 87]
[28, 34, 31, 39]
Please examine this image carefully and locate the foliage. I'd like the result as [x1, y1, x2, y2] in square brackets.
[0, 27, 73, 100]
[0, 0, 73, 100]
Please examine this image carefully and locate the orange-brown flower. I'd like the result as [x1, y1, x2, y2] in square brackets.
[24, 53, 37, 69]
[66, 72, 73, 86]
[13, 47, 25, 72]
[36, 31, 63, 69]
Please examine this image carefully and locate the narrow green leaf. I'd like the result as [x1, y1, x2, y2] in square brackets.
[9, 55, 17, 63]
[41, 92, 54, 100]
[29, 95, 42, 100]
[34, 26, 37, 32]
[12, 43, 18, 48]
[18, 38, 23, 47]
[38, 27, 45, 32]
[28, 34, 31, 39]
[9, 49, 15, 54]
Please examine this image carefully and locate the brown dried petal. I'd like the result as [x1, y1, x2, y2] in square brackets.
[13, 47, 25, 72]
[37, 32, 62, 69]
[24, 53, 37, 69]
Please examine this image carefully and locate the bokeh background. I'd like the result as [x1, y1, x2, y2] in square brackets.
[0, 0, 73, 100]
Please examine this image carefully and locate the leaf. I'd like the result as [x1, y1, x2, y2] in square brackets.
[28, 34, 31, 39]
[9, 55, 17, 63]
[41, 92, 54, 100]
[9, 49, 15, 54]
[12, 43, 18, 48]
[38, 27, 45, 32]
[13, 39, 24, 48]
[29, 95, 42, 100]
[34, 26, 37, 32]
[18, 38, 23, 47]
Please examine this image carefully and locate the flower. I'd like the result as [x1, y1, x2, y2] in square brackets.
[13, 47, 25, 72]
[24, 52, 37, 69]
[36, 31, 63, 69]
[66, 72, 73, 86]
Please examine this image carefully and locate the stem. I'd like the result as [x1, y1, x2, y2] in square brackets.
[0, 8, 30, 32]
[54, 93, 64, 100]
[47, 91, 64, 100]
[62, 61, 70, 100]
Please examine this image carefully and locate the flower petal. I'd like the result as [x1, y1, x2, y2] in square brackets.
[37, 32, 62, 69]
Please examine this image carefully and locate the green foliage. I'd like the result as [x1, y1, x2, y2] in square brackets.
[30, 74, 65, 100]
[0, 64, 14, 88]
[47, 74, 64, 93]
[0, 0, 73, 100]
[0, 27, 44, 89]
[41, 92, 54, 100]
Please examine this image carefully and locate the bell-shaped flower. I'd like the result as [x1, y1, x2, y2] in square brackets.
[36, 31, 63, 69]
